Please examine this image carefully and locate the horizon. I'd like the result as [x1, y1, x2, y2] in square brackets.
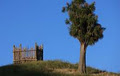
[0, 0, 120, 73]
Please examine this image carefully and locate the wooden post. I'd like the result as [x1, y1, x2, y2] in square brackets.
[13, 45, 15, 63]
[35, 43, 37, 61]
[41, 44, 43, 60]
[19, 44, 22, 63]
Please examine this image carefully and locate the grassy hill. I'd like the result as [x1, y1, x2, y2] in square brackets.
[0, 60, 119, 76]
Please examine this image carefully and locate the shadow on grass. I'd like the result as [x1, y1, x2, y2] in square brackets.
[0, 60, 119, 76]
[0, 64, 74, 76]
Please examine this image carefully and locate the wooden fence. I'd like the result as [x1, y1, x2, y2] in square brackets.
[13, 43, 43, 64]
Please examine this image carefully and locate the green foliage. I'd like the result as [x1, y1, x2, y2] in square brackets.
[62, 0, 105, 45]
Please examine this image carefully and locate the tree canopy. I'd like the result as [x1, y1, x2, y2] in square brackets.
[62, 0, 105, 45]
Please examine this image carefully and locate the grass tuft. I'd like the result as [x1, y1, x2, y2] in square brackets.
[0, 60, 119, 76]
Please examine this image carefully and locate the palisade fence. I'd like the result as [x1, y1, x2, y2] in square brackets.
[13, 43, 43, 64]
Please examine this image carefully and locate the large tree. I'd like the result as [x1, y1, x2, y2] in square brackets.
[62, 0, 105, 74]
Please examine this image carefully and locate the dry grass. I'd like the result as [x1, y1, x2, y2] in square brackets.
[0, 60, 119, 76]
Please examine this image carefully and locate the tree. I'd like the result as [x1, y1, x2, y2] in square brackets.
[62, 0, 105, 74]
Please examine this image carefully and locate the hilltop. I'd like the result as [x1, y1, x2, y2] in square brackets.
[0, 60, 119, 76]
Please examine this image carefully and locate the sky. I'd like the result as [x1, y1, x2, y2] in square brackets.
[0, 0, 120, 73]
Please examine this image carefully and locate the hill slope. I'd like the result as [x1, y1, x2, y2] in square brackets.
[0, 60, 119, 76]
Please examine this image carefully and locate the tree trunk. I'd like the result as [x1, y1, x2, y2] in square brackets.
[78, 42, 87, 74]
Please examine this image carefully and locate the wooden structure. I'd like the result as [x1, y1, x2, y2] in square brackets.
[13, 43, 43, 64]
